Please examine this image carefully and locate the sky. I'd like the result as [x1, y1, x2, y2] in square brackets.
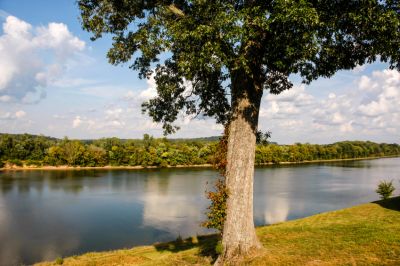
[0, 1, 399, 144]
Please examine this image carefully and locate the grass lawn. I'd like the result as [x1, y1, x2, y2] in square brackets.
[36, 196, 400, 266]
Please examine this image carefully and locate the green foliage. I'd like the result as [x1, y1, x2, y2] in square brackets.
[0, 134, 399, 168]
[55, 257, 64, 265]
[255, 141, 400, 164]
[25, 159, 42, 167]
[0, 133, 56, 161]
[8, 159, 23, 167]
[0, 133, 219, 167]
[376, 180, 396, 200]
[79, 1, 400, 134]
[203, 127, 229, 233]
[203, 178, 229, 233]
[215, 240, 223, 255]
[175, 235, 183, 244]
[256, 130, 272, 145]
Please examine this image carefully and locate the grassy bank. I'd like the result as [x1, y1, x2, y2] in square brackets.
[36, 196, 400, 265]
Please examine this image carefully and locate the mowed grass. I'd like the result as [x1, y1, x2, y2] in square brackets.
[36, 196, 400, 266]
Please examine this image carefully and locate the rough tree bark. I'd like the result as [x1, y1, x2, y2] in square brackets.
[216, 68, 263, 265]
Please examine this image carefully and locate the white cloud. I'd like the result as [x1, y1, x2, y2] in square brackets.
[15, 110, 26, 118]
[122, 75, 159, 105]
[0, 110, 26, 120]
[260, 85, 313, 120]
[340, 122, 354, 133]
[0, 15, 85, 103]
[139, 76, 158, 100]
[34, 22, 85, 59]
[105, 108, 123, 119]
[352, 64, 366, 73]
[358, 75, 376, 92]
[332, 112, 345, 124]
[357, 69, 400, 118]
[328, 93, 336, 99]
[72, 116, 82, 128]
[131, 73, 193, 103]
[72, 115, 96, 129]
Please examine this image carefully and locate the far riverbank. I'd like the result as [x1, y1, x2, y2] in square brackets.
[1, 155, 399, 171]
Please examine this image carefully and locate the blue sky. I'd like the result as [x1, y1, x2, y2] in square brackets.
[0, 1, 399, 144]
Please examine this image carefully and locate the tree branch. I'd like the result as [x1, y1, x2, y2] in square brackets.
[168, 4, 185, 17]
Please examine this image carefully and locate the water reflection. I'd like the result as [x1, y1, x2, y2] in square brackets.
[0, 187, 81, 265]
[254, 167, 292, 225]
[263, 196, 289, 224]
[0, 158, 399, 265]
[141, 174, 211, 237]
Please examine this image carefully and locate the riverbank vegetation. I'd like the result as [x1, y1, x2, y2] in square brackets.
[35, 196, 400, 265]
[0, 133, 399, 168]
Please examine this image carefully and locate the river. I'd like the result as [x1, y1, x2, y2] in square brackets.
[0, 157, 399, 265]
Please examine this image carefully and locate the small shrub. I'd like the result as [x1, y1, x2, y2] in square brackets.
[215, 241, 223, 255]
[191, 235, 199, 244]
[203, 125, 229, 234]
[376, 180, 395, 200]
[55, 257, 64, 265]
[25, 159, 42, 167]
[8, 159, 23, 167]
[175, 234, 183, 244]
[202, 178, 228, 233]
[0, 160, 4, 168]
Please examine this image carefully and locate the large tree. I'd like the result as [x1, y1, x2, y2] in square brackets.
[78, 0, 400, 264]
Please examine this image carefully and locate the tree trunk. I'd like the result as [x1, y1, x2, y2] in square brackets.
[216, 69, 263, 265]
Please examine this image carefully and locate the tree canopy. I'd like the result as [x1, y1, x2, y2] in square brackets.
[80, 0, 400, 132]
[1, 133, 399, 167]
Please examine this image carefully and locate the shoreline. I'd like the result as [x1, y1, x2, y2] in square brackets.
[257, 155, 400, 166]
[1, 155, 399, 171]
[0, 163, 214, 171]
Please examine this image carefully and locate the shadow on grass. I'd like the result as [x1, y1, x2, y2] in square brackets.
[373, 196, 400, 212]
[154, 234, 219, 261]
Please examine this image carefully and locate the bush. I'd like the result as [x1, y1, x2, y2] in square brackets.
[376, 180, 395, 200]
[25, 159, 42, 167]
[202, 126, 229, 234]
[202, 178, 228, 232]
[55, 257, 64, 265]
[8, 159, 23, 167]
[215, 240, 223, 255]
[0, 160, 4, 168]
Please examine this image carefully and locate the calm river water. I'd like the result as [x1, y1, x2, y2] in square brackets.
[0, 157, 399, 265]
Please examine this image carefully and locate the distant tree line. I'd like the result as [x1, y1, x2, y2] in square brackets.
[255, 141, 400, 164]
[0, 134, 217, 167]
[0, 133, 399, 168]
